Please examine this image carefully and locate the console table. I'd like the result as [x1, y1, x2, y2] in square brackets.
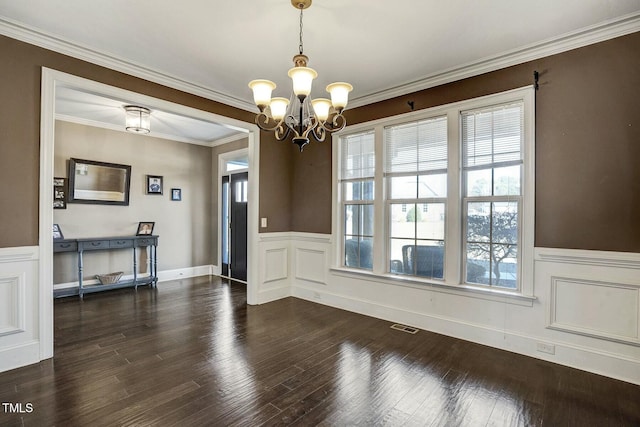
[53, 235, 159, 299]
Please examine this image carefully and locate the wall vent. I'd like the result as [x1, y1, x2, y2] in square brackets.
[390, 323, 419, 334]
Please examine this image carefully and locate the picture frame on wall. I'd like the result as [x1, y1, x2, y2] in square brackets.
[146, 175, 163, 195]
[136, 221, 155, 236]
[53, 224, 64, 240]
[171, 188, 182, 201]
[53, 177, 67, 209]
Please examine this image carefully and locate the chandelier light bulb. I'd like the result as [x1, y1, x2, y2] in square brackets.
[326, 82, 353, 112]
[270, 97, 290, 121]
[311, 98, 332, 122]
[248, 79, 276, 110]
[288, 66, 318, 99]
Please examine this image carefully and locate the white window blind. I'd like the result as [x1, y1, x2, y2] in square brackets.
[462, 103, 523, 169]
[385, 116, 447, 174]
[341, 132, 375, 181]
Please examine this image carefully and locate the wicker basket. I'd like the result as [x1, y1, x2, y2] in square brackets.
[95, 271, 123, 285]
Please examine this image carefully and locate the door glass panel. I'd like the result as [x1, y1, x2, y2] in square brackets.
[221, 179, 229, 265]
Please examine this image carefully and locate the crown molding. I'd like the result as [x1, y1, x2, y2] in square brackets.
[348, 11, 640, 108]
[1, 12, 639, 111]
[0, 16, 256, 112]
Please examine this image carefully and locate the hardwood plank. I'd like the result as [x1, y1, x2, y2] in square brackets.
[0, 276, 638, 426]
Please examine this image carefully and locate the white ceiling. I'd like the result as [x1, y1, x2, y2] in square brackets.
[55, 86, 243, 145]
[2, 0, 640, 142]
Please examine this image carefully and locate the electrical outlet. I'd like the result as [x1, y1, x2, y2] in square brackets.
[261, 217, 268, 228]
[537, 342, 556, 355]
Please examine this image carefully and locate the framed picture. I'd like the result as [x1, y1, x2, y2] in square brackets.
[53, 224, 64, 240]
[136, 221, 155, 236]
[53, 177, 67, 209]
[171, 188, 182, 201]
[146, 175, 163, 195]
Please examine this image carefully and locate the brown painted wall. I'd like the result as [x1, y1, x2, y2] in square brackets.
[0, 35, 293, 248]
[291, 32, 640, 253]
[259, 131, 293, 232]
[2, 31, 639, 252]
[290, 135, 332, 233]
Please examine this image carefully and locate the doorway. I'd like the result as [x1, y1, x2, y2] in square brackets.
[220, 150, 249, 282]
[37, 69, 262, 367]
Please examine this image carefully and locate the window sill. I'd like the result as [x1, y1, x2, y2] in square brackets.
[329, 266, 536, 307]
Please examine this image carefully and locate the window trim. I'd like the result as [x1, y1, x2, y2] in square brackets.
[332, 86, 535, 300]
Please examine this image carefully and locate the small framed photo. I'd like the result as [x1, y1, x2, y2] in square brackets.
[53, 224, 64, 240]
[53, 177, 67, 209]
[146, 175, 163, 195]
[136, 221, 155, 236]
[171, 188, 182, 201]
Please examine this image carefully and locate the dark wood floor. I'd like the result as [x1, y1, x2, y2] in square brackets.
[0, 276, 638, 426]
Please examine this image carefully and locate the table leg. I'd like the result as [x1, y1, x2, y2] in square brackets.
[133, 246, 138, 291]
[153, 244, 158, 286]
[78, 250, 84, 300]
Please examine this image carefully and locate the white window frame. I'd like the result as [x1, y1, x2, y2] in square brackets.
[332, 86, 535, 301]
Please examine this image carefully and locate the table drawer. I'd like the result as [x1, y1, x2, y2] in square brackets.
[109, 239, 134, 249]
[135, 237, 157, 247]
[53, 241, 77, 252]
[79, 240, 110, 251]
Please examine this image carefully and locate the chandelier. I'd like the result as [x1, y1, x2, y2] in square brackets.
[248, 0, 353, 151]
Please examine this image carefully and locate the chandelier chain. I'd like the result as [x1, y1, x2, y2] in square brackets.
[299, 6, 304, 55]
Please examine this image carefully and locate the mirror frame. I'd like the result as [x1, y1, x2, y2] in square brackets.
[67, 158, 132, 206]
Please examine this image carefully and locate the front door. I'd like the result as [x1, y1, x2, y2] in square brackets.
[222, 172, 248, 281]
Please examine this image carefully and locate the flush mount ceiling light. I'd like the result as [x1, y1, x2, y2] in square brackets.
[248, 0, 353, 152]
[124, 105, 151, 134]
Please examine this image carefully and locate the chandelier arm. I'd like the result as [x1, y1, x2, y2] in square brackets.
[274, 124, 292, 141]
[317, 113, 347, 134]
[254, 112, 287, 133]
[311, 122, 327, 142]
[300, 117, 319, 139]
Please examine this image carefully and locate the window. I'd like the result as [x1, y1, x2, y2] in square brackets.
[462, 103, 523, 289]
[339, 132, 375, 270]
[385, 116, 447, 279]
[334, 87, 534, 296]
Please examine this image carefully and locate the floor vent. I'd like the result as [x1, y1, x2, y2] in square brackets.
[390, 323, 419, 334]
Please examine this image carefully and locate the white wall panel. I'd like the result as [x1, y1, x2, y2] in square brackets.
[549, 277, 639, 344]
[295, 248, 327, 285]
[0, 273, 26, 337]
[257, 233, 292, 304]
[264, 248, 288, 284]
[0, 246, 40, 373]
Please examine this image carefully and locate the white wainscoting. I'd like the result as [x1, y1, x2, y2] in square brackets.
[549, 277, 639, 345]
[0, 246, 41, 373]
[278, 235, 640, 385]
[257, 233, 293, 303]
[538, 248, 640, 349]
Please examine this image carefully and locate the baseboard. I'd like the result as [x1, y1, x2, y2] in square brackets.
[54, 265, 215, 293]
[292, 285, 640, 385]
[0, 340, 40, 373]
[257, 285, 292, 305]
[156, 265, 213, 282]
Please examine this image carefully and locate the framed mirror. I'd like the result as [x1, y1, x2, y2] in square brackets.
[68, 158, 132, 206]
